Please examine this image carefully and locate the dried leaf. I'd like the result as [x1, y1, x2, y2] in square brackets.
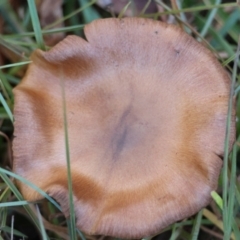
[97, 0, 158, 16]
[38, 0, 65, 46]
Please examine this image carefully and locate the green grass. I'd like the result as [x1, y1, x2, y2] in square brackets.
[0, 0, 240, 239]
[61, 73, 77, 240]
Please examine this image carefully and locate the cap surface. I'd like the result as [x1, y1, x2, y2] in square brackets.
[13, 17, 235, 238]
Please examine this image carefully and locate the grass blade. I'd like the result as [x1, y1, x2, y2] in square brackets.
[27, 0, 45, 50]
[0, 93, 13, 123]
[211, 191, 223, 210]
[200, 0, 222, 38]
[227, 143, 237, 233]
[190, 210, 203, 240]
[36, 205, 48, 240]
[0, 201, 29, 207]
[0, 168, 61, 211]
[0, 172, 41, 233]
[0, 61, 31, 70]
[222, 37, 240, 240]
[44, 0, 96, 30]
[78, 0, 101, 23]
[60, 73, 77, 239]
[0, 226, 27, 239]
[146, 2, 238, 17]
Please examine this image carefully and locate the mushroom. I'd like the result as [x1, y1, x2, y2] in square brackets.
[13, 17, 235, 238]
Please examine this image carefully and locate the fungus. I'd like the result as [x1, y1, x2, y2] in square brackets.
[13, 18, 235, 238]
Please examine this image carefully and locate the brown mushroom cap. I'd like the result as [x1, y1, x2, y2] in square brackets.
[13, 17, 235, 238]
